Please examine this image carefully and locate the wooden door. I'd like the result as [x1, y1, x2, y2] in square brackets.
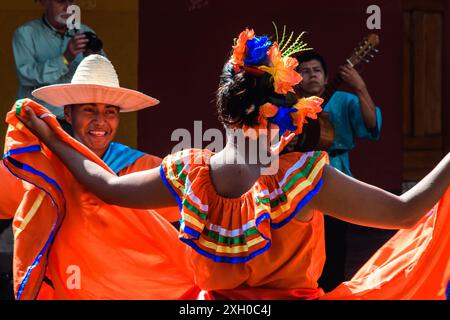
[402, 0, 445, 182]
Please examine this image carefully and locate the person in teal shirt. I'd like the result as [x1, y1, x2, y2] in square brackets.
[295, 51, 382, 292]
[13, 0, 104, 120]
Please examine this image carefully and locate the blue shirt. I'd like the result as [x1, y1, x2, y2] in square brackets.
[102, 142, 146, 175]
[323, 91, 382, 177]
[12, 16, 101, 119]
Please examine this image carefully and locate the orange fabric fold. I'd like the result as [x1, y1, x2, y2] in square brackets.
[0, 161, 24, 220]
[323, 189, 450, 300]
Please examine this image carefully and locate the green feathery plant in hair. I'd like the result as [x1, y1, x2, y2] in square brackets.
[272, 22, 313, 58]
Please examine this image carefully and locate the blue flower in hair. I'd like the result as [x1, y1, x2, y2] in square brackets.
[245, 36, 272, 66]
[268, 107, 298, 136]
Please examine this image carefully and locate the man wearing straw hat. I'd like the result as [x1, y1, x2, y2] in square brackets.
[1, 54, 182, 299]
[31, 54, 181, 222]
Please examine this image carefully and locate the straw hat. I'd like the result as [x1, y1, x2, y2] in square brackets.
[32, 55, 159, 112]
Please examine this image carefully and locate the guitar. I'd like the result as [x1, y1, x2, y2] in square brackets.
[293, 33, 380, 152]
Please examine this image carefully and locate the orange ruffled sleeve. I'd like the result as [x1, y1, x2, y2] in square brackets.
[160, 149, 208, 209]
[256, 151, 329, 234]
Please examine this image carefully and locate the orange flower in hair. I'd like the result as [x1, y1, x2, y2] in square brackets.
[292, 97, 324, 134]
[260, 103, 278, 118]
[230, 28, 255, 72]
[258, 43, 303, 95]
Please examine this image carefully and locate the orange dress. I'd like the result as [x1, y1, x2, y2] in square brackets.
[161, 148, 329, 299]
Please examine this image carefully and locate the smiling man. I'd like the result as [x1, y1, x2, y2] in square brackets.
[64, 103, 120, 159]
[61, 101, 180, 186]
[1, 54, 184, 300]
[32, 55, 166, 179]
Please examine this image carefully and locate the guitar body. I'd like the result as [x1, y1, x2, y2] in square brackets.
[295, 112, 335, 152]
[317, 112, 335, 150]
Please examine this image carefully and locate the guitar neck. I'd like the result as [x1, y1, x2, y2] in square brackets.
[319, 33, 379, 106]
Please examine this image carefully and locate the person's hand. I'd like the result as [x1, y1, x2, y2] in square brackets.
[339, 65, 366, 93]
[270, 132, 296, 157]
[64, 33, 89, 63]
[260, 132, 296, 176]
[17, 107, 56, 144]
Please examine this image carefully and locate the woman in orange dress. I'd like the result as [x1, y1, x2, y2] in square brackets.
[13, 28, 450, 300]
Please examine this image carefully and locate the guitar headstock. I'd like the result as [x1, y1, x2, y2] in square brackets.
[347, 34, 380, 67]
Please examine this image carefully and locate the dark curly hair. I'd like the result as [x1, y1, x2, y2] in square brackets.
[216, 62, 298, 127]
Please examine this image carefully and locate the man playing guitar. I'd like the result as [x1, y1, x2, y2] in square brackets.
[294, 51, 383, 292]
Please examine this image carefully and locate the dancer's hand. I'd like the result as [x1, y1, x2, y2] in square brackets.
[270, 132, 296, 157]
[17, 107, 56, 144]
[260, 132, 296, 176]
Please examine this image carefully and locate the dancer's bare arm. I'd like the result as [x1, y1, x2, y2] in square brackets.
[18, 107, 177, 209]
[310, 154, 450, 229]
